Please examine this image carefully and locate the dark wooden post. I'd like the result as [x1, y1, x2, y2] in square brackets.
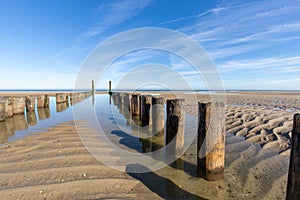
[131, 94, 140, 116]
[44, 95, 50, 107]
[286, 114, 300, 200]
[166, 99, 185, 154]
[12, 97, 26, 114]
[92, 80, 95, 94]
[197, 102, 225, 181]
[26, 96, 36, 111]
[109, 81, 112, 95]
[141, 95, 152, 127]
[152, 96, 165, 137]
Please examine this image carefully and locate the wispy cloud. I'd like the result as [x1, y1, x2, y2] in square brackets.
[79, 0, 152, 40]
[160, 6, 231, 25]
[218, 55, 300, 72]
[171, 0, 300, 60]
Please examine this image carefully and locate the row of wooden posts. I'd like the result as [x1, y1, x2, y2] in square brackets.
[111, 92, 225, 181]
[0, 92, 92, 144]
[112, 91, 300, 198]
[0, 92, 92, 122]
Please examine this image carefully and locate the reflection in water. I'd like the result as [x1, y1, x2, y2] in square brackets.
[127, 164, 206, 200]
[38, 107, 50, 121]
[141, 138, 151, 153]
[5, 118, 15, 137]
[26, 111, 37, 126]
[56, 102, 69, 113]
[13, 114, 28, 131]
[0, 118, 15, 143]
[0, 121, 8, 143]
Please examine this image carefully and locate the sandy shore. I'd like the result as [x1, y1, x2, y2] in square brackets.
[0, 91, 299, 199]
[0, 121, 161, 200]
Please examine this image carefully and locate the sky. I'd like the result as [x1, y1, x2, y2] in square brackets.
[0, 0, 299, 90]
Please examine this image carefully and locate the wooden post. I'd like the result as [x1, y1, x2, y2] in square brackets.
[5, 97, 13, 117]
[0, 97, 13, 118]
[152, 96, 165, 137]
[44, 95, 50, 107]
[56, 93, 67, 103]
[37, 95, 45, 108]
[286, 114, 300, 200]
[26, 96, 36, 111]
[197, 102, 225, 181]
[12, 97, 26, 114]
[131, 94, 140, 116]
[92, 80, 95, 94]
[166, 99, 185, 154]
[109, 81, 112, 95]
[0, 103, 5, 122]
[141, 95, 152, 127]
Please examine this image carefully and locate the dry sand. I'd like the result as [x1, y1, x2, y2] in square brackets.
[0, 91, 299, 199]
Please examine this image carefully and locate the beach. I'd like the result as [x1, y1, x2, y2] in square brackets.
[0, 91, 299, 199]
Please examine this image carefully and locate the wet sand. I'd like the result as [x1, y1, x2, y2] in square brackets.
[0, 121, 161, 200]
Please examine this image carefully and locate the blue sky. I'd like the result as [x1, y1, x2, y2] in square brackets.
[0, 0, 299, 90]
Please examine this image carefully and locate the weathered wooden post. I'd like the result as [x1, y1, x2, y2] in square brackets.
[37, 95, 45, 108]
[4, 97, 13, 117]
[26, 96, 36, 111]
[44, 95, 50, 107]
[12, 97, 26, 114]
[127, 93, 132, 113]
[56, 93, 67, 103]
[152, 96, 165, 137]
[197, 102, 225, 181]
[286, 114, 300, 200]
[140, 95, 152, 127]
[119, 93, 125, 114]
[131, 94, 141, 117]
[0, 103, 5, 122]
[109, 81, 112, 95]
[92, 80, 95, 94]
[166, 99, 185, 155]
[0, 97, 13, 118]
